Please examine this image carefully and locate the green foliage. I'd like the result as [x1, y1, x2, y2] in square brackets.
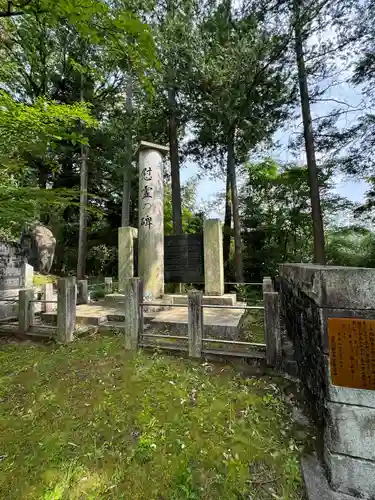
[189, 3, 293, 165]
[0, 336, 309, 499]
[239, 159, 350, 279]
[0, 91, 96, 173]
[326, 227, 375, 267]
[164, 182, 204, 235]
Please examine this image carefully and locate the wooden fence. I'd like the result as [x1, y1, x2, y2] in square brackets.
[0, 276, 281, 368]
[123, 277, 282, 368]
[0, 278, 76, 343]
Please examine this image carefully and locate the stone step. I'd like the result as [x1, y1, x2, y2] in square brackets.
[42, 311, 108, 326]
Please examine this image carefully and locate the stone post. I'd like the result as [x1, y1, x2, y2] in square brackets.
[57, 277, 76, 343]
[18, 289, 33, 333]
[138, 141, 168, 299]
[262, 276, 273, 294]
[21, 263, 34, 288]
[104, 277, 113, 294]
[118, 227, 138, 291]
[203, 219, 224, 296]
[264, 291, 281, 367]
[124, 277, 140, 350]
[188, 290, 203, 358]
[41, 283, 54, 312]
[77, 280, 88, 305]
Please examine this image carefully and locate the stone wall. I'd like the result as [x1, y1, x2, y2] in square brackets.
[280, 264, 375, 498]
[280, 274, 326, 427]
[0, 241, 25, 320]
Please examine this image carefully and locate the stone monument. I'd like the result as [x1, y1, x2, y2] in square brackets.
[137, 141, 169, 299]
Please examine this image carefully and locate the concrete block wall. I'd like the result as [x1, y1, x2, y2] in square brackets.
[280, 264, 375, 498]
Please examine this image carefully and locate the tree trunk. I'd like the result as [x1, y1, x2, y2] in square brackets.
[223, 164, 232, 269]
[293, 0, 325, 264]
[166, 0, 182, 235]
[168, 84, 183, 234]
[121, 73, 133, 227]
[77, 69, 88, 280]
[227, 130, 244, 283]
[77, 142, 88, 280]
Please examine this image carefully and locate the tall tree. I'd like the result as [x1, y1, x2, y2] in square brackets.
[121, 73, 133, 227]
[190, 1, 292, 281]
[77, 60, 88, 280]
[166, 0, 183, 234]
[292, 0, 325, 264]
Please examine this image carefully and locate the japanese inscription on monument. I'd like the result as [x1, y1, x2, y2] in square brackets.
[328, 317, 375, 390]
[140, 167, 153, 229]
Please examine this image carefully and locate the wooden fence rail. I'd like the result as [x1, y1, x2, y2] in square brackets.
[121, 278, 282, 368]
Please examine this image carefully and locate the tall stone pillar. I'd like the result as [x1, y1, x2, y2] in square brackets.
[138, 141, 168, 299]
[204, 219, 224, 296]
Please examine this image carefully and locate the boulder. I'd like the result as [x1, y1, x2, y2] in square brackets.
[20, 224, 56, 274]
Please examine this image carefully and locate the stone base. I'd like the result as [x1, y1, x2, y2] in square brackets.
[301, 455, 357, 500]
[163, 293, 237, 306]
[149, 306, 245, 339]
[325, 447, 375, 498]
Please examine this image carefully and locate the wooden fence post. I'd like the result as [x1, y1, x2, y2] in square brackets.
[57, 278, 76, 343]
[77, 280, 89, 304]
[19, 289, 33, 333]
[41, 283, 54, 312]
[105, 277, 113, 294]
[138, 280, 144, 338]
[264, 291, 281, 367]
[262, 276, 274, 294]
[124, 277, 140, 350]
[188, 290, 203, 358]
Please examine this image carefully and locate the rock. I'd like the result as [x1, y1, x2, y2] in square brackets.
[292, 406, 310, 426]
[20, 224, 56, 274]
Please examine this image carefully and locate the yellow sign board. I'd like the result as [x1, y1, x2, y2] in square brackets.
[328, 318, 375, 390]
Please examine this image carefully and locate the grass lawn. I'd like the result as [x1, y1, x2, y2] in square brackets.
[0, 336, 310, 499]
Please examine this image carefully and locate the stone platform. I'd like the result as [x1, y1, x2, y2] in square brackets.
[41, 299, 246, 339]
[104, 292, 237, 306]
[148, 306, 245, 339]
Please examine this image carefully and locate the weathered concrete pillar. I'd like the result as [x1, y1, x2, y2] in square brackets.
[262, 276, 273, 294]
[57, 277, 76, 343]
[124, 277, 140, 350]
[42, 283, 54, 312]
[188, 290, 203, 358]
[18, 288, 33, 333]
[22, 263, 34, 288]
[118, 227, 137, 291]
[203, 219, 224, 296]
[104, 277, 113, 294]
[264, 291, 281, 367]
[138, 141, 168, 299]
[76, 280, 88, 305]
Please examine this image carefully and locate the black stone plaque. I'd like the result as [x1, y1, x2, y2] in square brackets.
[164, 234, 204, 283]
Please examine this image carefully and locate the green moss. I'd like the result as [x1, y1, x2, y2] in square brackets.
[33, 274, 57, 286]
[0, 337, 309, 499]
